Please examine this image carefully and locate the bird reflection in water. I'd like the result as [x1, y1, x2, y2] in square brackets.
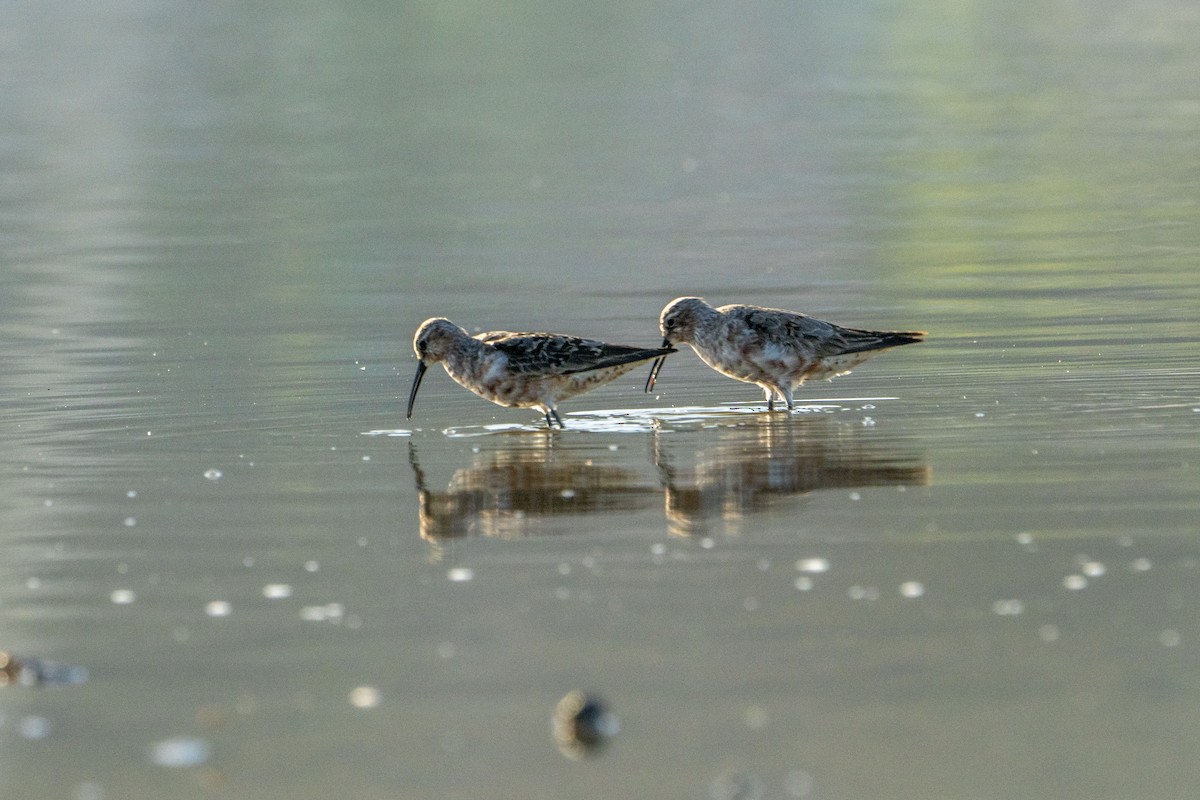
[408, 436, 660, 550]
[652, 414, 930, 536]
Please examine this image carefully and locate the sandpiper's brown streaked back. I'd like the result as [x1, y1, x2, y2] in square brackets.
[645, 297, 924, 410]
[407, 317, 676, 428]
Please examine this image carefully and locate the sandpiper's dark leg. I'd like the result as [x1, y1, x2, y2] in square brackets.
[645, 353, 668, 392]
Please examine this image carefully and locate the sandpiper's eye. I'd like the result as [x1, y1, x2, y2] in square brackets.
[664, 317, 676, 330]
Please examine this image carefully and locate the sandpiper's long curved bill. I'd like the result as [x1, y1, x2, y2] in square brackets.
[405, 361, 428, 419]
[644, 338, 672, 392]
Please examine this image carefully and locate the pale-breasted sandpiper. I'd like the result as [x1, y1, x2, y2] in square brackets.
[407, 317, 676, 428]
[646, 297, 924, 410]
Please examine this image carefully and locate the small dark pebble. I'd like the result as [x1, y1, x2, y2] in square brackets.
[553, 690, 619, 758]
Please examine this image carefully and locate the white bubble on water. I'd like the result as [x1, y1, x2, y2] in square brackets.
[709, 770, 764, 800]
[300, 603, 344, 622]
[992, 599, 1024, 616]
[73, 781, 106, 800]
[447, 567, 474, 583]
[19, 716, 51, 740]
[149, 736, 211, 768]
[1159, 629, 1182, 647]
[1038, 624, 1060, 643]
[784, 769, 815, 797]
[1063, 574, 1088, 591]
[204, 600, 232, 617]
[349, 686, 382, 709]
[848, 585, 880, 601]
[742, 705, 769, 729]
[203, 469, 222, 481]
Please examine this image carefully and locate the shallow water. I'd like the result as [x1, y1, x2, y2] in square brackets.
[3, 3, 1200, 799]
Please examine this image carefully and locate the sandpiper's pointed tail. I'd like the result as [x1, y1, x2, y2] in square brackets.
[840, 329, 926, 355]
[560, 344, 676, 375]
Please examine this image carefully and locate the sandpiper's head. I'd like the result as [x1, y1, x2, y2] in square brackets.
[407, 317, 467, 420]
[412, 317, 467, 364]
[658, 297, 711, 345]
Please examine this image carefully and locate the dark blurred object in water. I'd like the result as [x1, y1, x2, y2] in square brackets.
[1, 651, 89, 688]
[553, 690, 620, 759]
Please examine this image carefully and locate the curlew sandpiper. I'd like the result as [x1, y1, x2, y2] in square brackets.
[408, 317, 676, 428]
[645, 297, 924, 410]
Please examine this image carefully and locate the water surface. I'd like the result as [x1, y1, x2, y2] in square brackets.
[3, 3, 1199, 799]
